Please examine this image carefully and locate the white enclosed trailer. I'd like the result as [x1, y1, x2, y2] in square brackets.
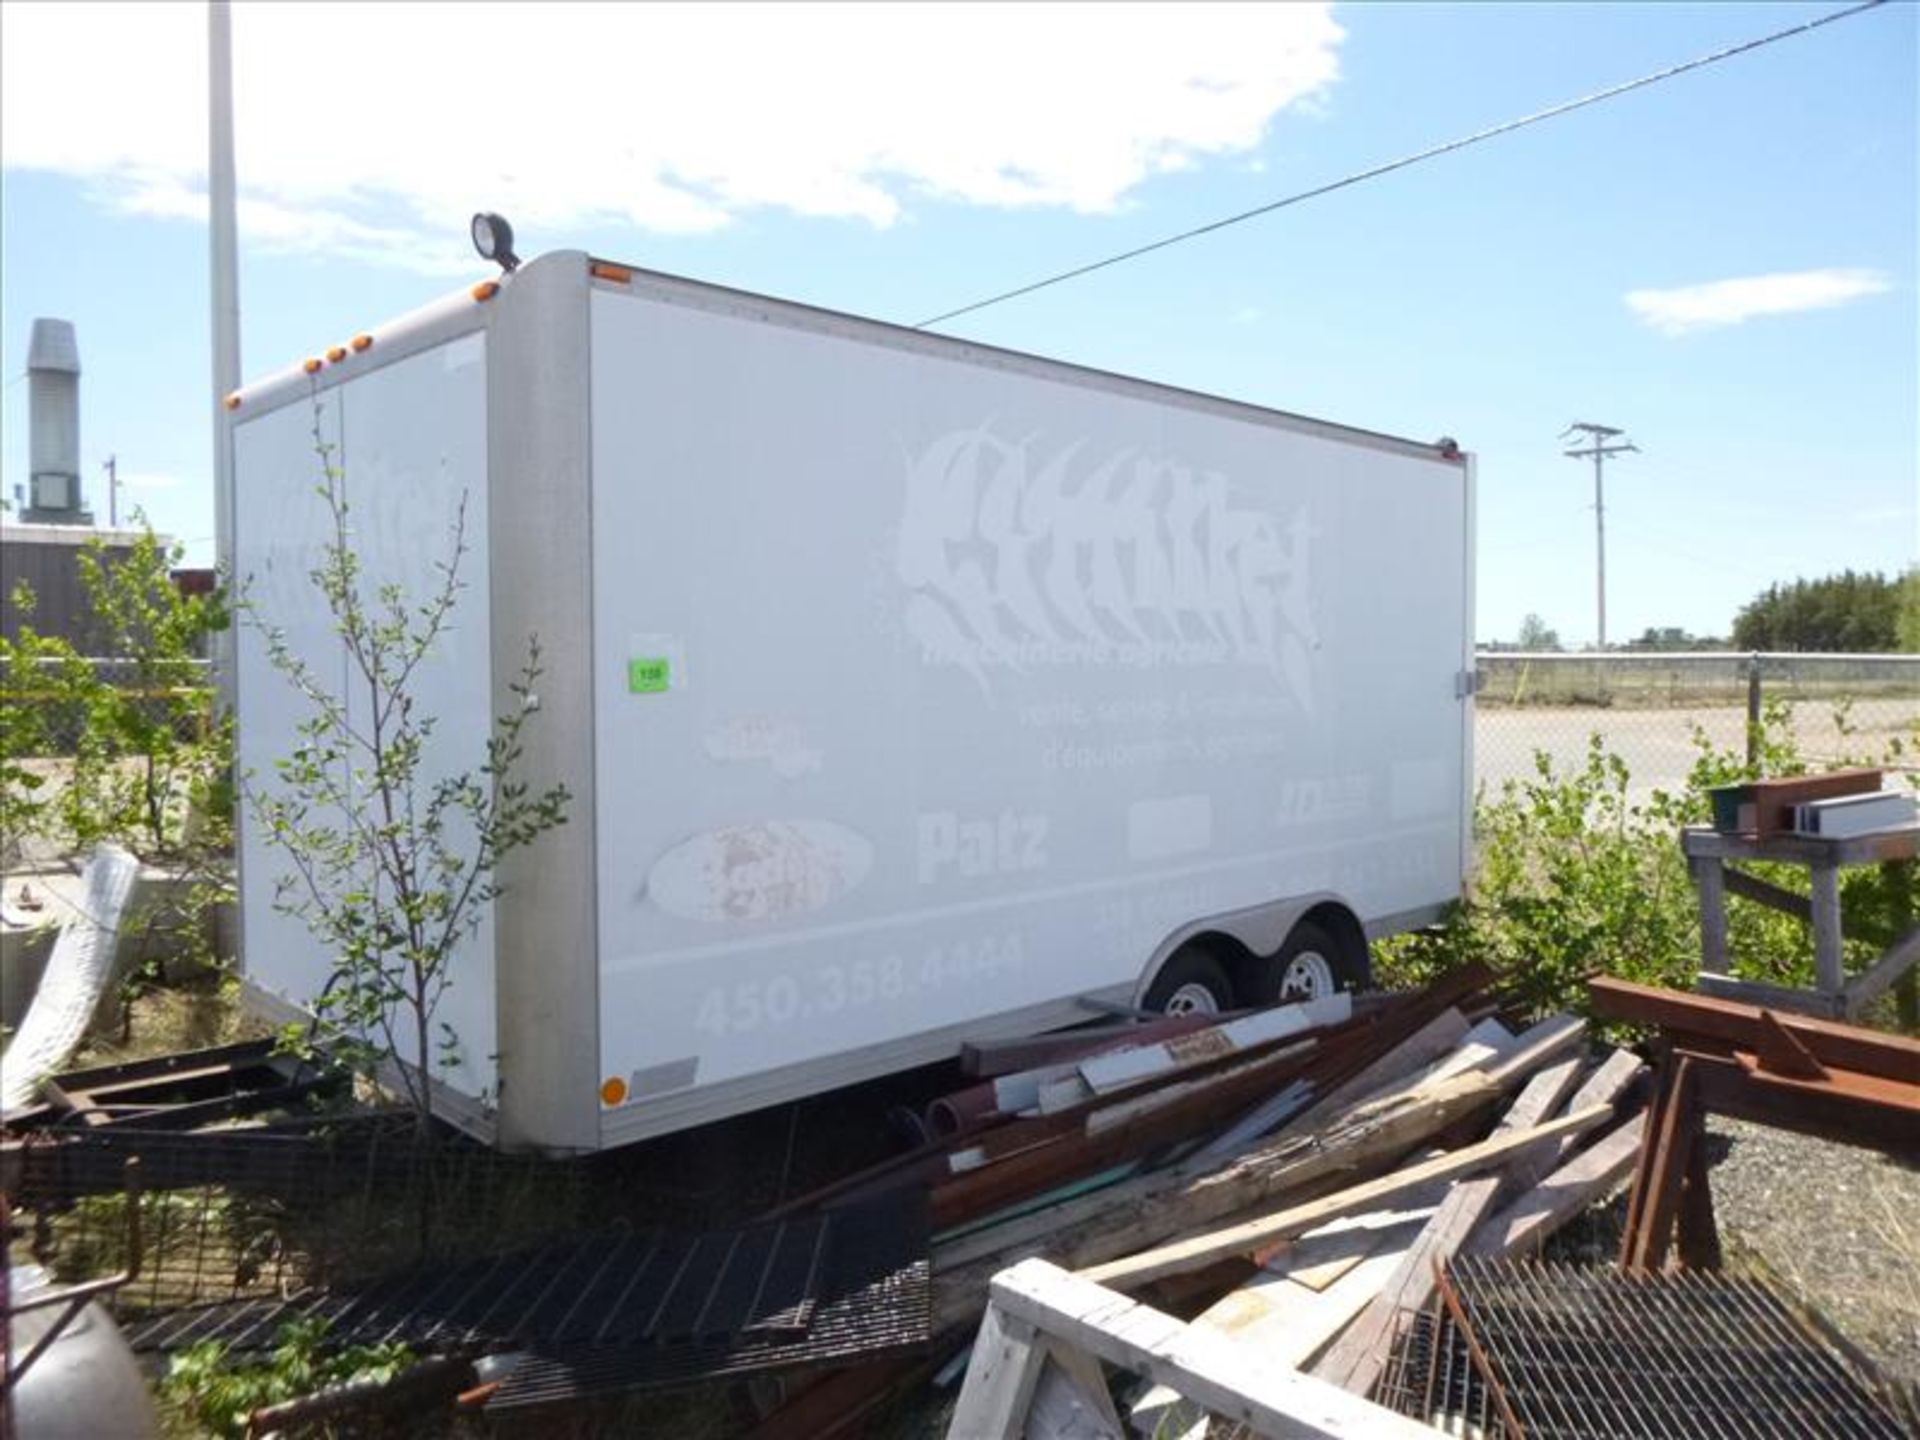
[230, 251, 1475, 1152]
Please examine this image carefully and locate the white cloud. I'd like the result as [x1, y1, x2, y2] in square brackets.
[1625, 269, 1891, 337]
[118, 471, 182, 491]
[1, 2, 1343, 271]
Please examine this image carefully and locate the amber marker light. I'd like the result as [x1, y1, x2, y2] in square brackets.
[224, 393, 242, 411]
[471, 280, 500, 302]
[302, 357, 323, 374]
[350, 334, 373, 352]
[590, 261, 633, 284]
[599, 1076, 628, 1107]
[326, 346, 347, 363]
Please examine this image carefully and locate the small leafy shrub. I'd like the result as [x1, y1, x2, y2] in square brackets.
[159, 1318, 410, 1438]
[1379, 702, 1917, 1020]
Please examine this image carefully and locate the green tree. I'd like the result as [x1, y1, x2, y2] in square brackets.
[247, 414, 569, 1134]
[1898, 566, 1920, 652]
[1731, 570, 1900, 652]
[1625, 625, 1706, 652]
[67, 521, 230, 857]
[0, 519, 229, 863]
[1516, 613, 1562, 651]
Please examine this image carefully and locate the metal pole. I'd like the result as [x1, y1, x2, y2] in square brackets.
[1745, 652, 1763, 771]
[1561, 423, 1638, 653]
[209, 1, 241, 706]
[1593, 446, 1606, 651]
[104, 455, 118, 529]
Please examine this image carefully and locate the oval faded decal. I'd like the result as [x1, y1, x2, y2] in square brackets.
[646, 820, 873, 923]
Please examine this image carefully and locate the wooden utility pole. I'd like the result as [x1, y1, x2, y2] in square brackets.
[1561, 422, 1638, 650]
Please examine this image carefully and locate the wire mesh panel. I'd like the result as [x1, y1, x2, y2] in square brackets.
[1385, 1256, 1912, 1440]
[5, 1122, 591, 1317]
[1474, 652, 1920, 806]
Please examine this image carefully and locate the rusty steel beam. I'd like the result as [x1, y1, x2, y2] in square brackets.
[1588, 976, 1920, 1082]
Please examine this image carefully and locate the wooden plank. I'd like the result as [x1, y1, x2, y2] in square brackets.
[1587, 976, 1920, 1080]
[1310, 1056, 1584, 1395]
[1696, 853, 1730, 976]
[1544, 1049, 1645, 1166]
[1719, 865, 1813, 923]
[1466, 1114, 1646, 1258]
[1130, 1226, 1427, 1436]
[1277, 1200, 1441, 1291]
[1696, 972, 1847, 1019]
[1080, 1103, 1610, 1290]
[1026, 1343, 1125, 1440]
[1843, 925, 1920, 1014]
[1280, 1009, 1474, 1135]
[1479, 1014, 1585, 1090]
[948, 1301, 1049, 1440]
[1811, 863, 1846, 994]
[1682, 812, 1918, 864]
[1187, 1080, 1314, 1165]
[979, 1259, 1437, 1440]
[932, 1071, 1505, 1333]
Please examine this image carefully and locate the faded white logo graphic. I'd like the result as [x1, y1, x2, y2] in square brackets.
[646, 820, 873, 923]
[896, 426, 1317, 707]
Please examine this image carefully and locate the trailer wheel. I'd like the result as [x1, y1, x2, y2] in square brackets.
[1142, 947, 1234, 1017]
[1249, 921, 1362, 1005]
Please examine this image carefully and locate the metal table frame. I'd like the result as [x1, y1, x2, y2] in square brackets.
[1681, 823, 1920, 1021]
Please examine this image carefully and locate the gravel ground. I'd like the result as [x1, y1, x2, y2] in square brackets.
[1704, 1115, 1920, 1389]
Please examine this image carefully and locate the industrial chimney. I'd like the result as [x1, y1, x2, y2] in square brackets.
[25, 317, 89, 524]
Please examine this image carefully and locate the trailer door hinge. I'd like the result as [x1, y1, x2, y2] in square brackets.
[1455, 669, 1485, 698]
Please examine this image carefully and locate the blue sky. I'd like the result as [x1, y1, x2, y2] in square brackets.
[2, 1, 1913, 645]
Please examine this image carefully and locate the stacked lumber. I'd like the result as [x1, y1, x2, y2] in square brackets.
[928, 973, 1652, 1438]
[750, 967, 1653, 1439]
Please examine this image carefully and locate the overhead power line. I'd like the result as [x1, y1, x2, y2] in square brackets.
[913, 0, 1890, 330]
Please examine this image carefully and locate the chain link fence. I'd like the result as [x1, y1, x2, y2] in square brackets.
[1474, 652, 1920, 803]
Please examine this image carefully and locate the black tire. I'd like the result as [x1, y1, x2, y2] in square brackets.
[1142, 946, 1235, 1016]
[1245, 920, 1365, 1005]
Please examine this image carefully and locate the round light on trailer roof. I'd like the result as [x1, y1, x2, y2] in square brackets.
[470, 210, 521, 273]
[302, 357, 322, 375]
[350, 333, 373, 352]
[326, 346, 347, 363]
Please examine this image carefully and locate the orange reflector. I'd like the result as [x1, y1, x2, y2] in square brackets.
[302, 357, 323, 374]
[471, 280, 500, 302]
[350, 333, 373, 352]
[224, 393, 242, 411]
[590, 261, 633, 285]
[326, 345, 347, 363]
[599, 1076, 628, 1107]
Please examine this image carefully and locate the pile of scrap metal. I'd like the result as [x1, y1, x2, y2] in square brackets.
[1588, 976, 1920, 1272]
[1367, 979, 1920, 1437]
[751, 963, 1661, 1438]
[922, 973, 1916, 1440]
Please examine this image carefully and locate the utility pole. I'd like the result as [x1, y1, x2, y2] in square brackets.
[1561, 422, 1638, 651]
[104, 454, 119, 528]
[209, 1, 241, 709]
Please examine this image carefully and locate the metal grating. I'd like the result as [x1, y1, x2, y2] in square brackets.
[1377, 1309, 1497, 1438]
[1398, 1257, 1912, 1440]
[483, 1192, 931, 1410]
[126, 1209, 832, 1355]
